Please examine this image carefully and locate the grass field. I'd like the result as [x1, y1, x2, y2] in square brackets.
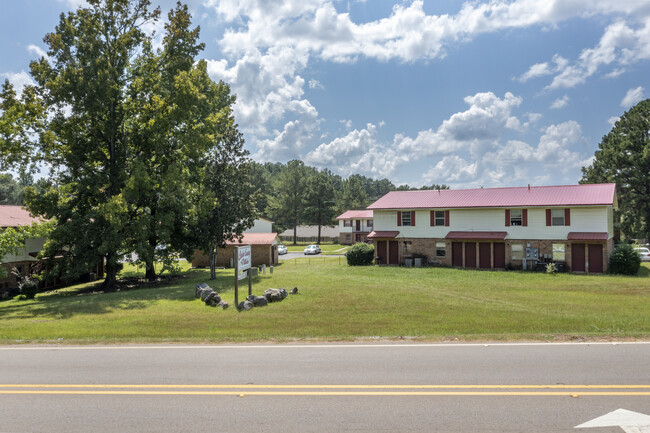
[1, 261, 649, 344]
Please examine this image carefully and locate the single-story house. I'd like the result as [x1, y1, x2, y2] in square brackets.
[366, 183, 616, 273]
[192, 219, 279, 268]
[337, 210, 373, 245]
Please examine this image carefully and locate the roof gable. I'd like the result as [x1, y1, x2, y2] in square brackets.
[0, 206, 42, 228]
[337, 210, 373, 219]
[367, 184, 616, 210]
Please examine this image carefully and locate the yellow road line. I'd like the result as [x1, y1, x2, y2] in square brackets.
[1, 390, 650, 396]
[1, 384, 649, 389]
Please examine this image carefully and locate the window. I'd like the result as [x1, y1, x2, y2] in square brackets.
[401, 212, 412, 226]
[551, 209, 565, 226]
[343, 220, 352, 227]
[510, 209, 523, 226]
[552, 243, 565, 261]
[511, 244, 523, 260]
[435, 210, 445, 226]
[345, 234, 351, 240]
[367, 220, 373, 228]
[436, 242, 446, 258]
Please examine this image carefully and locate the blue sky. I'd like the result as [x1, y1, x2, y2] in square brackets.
[2, 0, 649, 188]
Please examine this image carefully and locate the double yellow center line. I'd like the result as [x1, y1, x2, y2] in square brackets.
[1, 384, 649, 396]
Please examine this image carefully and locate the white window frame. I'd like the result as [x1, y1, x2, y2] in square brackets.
[344, 220, 352, 227]
[552, 243, 565, 261]
[434, 210, 445, 226]
[436, 242, 446, 258]
[551, 209, 565, 226]
[401, 212, 412, 226]
[510, 209, 523, 226]
[511, 244, 523, 260]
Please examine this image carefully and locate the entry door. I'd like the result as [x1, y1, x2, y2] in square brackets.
[376, 240, 387, 265]
[356, 220, 361, 231]
[452, 242, 463, 267]
[388, 241, 399, 265]
[493, 243, 505, 268]
[572, 243, 586, 272]
[479, 242, 491, 269]
[355, 234, 361, 242]
[465, 242, 476, 268]
[588, 244, 603, 273]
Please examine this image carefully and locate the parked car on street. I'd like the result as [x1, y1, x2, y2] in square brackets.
[634, 247, 650, 262]
[304, 245, 321, 255]
[277, 244, 287, 255]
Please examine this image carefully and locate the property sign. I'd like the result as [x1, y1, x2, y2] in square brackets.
[237, 245, 252, 271]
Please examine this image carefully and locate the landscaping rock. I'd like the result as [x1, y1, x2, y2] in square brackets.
[195, 283, 211, 298]
[200, 288, 214, 303]
[238, 300, 254, 311]
[217, 300, 229, 310]
[263, 288, 288, 302]
[205, 291, 221, 306]
[247, 294, 268, 307]
[290, 287, 298, 295]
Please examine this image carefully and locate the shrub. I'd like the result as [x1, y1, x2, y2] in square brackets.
[545, 262, 557, 274]
[346, 243, 375, 266]
[608, 243, 641, 275]
[19, 278, 39, 299]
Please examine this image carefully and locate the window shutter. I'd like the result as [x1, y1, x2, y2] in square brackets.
[546, 209, 551, 226]
[430, 210, 435, 226]
[522, 209, 528, 226]
[505, 209, 510, 227]
[397, 211, 401, 226]
[411, 211, 416, 226]
[444, 210, 450, 226]
[565, 208, 570, 226]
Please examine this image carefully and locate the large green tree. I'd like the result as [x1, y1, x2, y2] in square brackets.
[581, 99, 650, 241]
[337, 174, 369, 213]
[268, 160, 308, 244]
[303, 169, 337, 244]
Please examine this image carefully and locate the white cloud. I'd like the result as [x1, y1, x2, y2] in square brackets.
[620, 86, 644, 107]
[423, 156, 478, 184]
[550, 95, 569, 109]
[27, 45, 50, 61]
[1, 71, 35, 95]
[308, 79, 324, 90]
[608, 116, 620, 126]
[518, 55, 568, 82]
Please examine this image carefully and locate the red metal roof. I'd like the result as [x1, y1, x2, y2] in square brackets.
[567, 232, 609, 241]
[226, 233, 278, 245]
[337, 210, 373, 219]
[445, 231, 508, 240]
[367, 184, 616, 210]
[367, 231, 399, 239]
[0, 205, 42, 228]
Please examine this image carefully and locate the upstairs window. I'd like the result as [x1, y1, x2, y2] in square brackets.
[430, 210, 449, 226]
[510, 209, 523, 226]
[551, 209, 565, 226]
[343, 220, 352, 227]
[435, 210, 445, 226]
[401, 211, 412, 226]
[367, 220, 373, 228]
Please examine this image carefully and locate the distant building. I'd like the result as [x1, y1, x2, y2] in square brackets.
[336, 210, 373, 245]
[191, 219, 279, 268]
[278, 225, 339, 244]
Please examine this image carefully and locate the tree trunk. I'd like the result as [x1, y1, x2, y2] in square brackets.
[317, 223, 321, 245]
[101, 252, 119, 292]
[293, 224, 297, 245]
[209, 243, 217, 280]
[145, 237, 157, 281]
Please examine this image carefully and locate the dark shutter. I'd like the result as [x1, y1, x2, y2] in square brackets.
[505, 209, 510, 227]
[546, 209, 551, 226]
[411, 211, 416, 226]
[522, 209, 528, 226]
[445, 210, 450, 226]
[397, 211, 401, 226]
[565, 208, 570, 226]
[430, 210, 435, 226]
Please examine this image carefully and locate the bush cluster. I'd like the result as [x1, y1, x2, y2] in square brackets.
[19, 278, 39, 299]
[608, 243, 641, 275]
[345, 243, 375, 266]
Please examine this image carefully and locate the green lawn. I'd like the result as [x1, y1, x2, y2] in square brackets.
[1, 262, 649, 344]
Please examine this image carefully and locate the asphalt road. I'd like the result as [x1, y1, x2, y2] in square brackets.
[1, 342, 649, 432]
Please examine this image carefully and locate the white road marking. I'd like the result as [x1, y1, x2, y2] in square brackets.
[575, 409, 650, 432]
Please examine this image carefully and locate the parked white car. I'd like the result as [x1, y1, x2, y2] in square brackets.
[634, 247, 650, 262]
[277, 244, 287, 255]
[304, 245, 321, 255]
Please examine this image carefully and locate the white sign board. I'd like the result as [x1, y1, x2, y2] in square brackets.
[237, 245, 252, 271]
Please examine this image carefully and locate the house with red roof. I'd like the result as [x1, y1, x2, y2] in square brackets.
[0, 205, 47, 292]
[366, 183, 617, 273]
[336, 210, 373, 244]
[191, 218, 279, 268]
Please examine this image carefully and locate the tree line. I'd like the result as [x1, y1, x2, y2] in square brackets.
[249, 159, 448, 244]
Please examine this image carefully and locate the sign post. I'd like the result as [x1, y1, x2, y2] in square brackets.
[234, 245, 252, 308]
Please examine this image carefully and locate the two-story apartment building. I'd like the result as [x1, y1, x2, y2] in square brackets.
[366, 184, 616, 273]
[337, 210, 373, 245]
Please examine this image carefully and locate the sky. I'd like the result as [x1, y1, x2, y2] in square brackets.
[2, 0, 650, 189]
